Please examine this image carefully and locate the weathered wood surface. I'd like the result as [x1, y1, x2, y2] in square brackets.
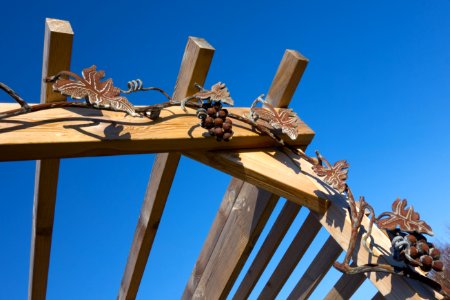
[29, 18, 73, 300]
[190, 185, 278, 300]
[258, 213, 322, 300]
[185, 150, 329, 213]
[0, 105, 313, 161]
[297, 154, 442, 299]
[118, 37, 215, 300]
[182, 50, 310, 300]
[188, 147, 442, 299]
[323, 270, 366, 300]
[287, 236, 343, 300]
[233, 201, 302, 299]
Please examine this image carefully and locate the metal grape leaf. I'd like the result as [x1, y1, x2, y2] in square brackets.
[51, 65, 139, 116]
[312, 159, 349, 193]
[376, 198, 434, 236]
[194, 82, 234, 106]
[251, 102, 300, 140]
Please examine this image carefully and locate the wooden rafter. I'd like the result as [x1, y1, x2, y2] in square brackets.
[258, 212, 322, 299]
[233, 200, 302, 299]
[287, 236, 343, 299]
[117, 37, 215, 300]
[323, 270, 366, 300]
[182, 50, 309, 300]
[187, 146, 442, 298]
[28, 18, 73, 300]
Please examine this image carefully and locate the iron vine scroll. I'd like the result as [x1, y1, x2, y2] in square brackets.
[0, 66, 447, 297]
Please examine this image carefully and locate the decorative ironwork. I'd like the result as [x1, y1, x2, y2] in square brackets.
[247, 95, 300, 140]
[46, 65, 139, 117]
[311, 154, 349, 193]
[0, 65, 447, 297]
[376, 198, 434, 236]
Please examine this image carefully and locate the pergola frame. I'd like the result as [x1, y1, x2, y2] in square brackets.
[0, 18, 442, 300]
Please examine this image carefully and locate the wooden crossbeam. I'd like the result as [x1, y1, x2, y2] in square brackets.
[0, 105, 313, 162]
[287, 236, 343, 299]
[182, 50, 309, 300]
[188, 147, 442, 299]
[28, 18, 73, 300]
[233, 201, 302, 299]
[323, 270, 366, 300]
[258, 213, 322, 299]
[117, 37, 215, 300]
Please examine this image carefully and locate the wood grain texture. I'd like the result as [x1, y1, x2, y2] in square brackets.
[287, 236, 343, 300]
[29, 18, 73, 300]
[258, 213, 322, 300]
[233, 201, 302, 300]
[185, 150, 328, 213]
[265, 50, 308, 107]
[182, 50, 309, 300]
[0, 105, 314, 161]
[294, 155, 443, 299]
[190, 146, 443, 299]
[191, 184, 278, 300]
[181, 178, 244, 299]
[323, 270, 366, 300]
[117, 37, 214, 300]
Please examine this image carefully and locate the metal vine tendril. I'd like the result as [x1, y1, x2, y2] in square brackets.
[0, 66, 447, 297]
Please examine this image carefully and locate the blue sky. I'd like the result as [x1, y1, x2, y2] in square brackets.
[0, 0, 449, 299]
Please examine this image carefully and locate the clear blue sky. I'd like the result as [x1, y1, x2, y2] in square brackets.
[0, 0, 449, 299]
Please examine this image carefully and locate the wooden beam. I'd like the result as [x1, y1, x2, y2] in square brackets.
[323, 270, 366, 300]
[287, 236, 343, 300]
[295, 153, 442, 299]
[188, 147, 443, 299]
[258, 213, 322, 299]
[118, 37, 215, 300]
[233, 201, 302, 299]
[0, 105, 313, 161]
[182, 50, 309, 299]
[29, 18, 73, 300]
[185, 149, 328, 213]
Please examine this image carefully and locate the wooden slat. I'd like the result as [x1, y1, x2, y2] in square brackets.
[323, 270, 366, 300]
[188, 147, 443, 299]
[233, 201, 301, 299]
[287, 236, 343, 300]
[29, 18, 73, 300]
[0, 105, 313, 162]
[258, 213, 322, 299]
[183, 50, 309, 300]
[190, 184, 278, 300]
[295, 153, 442, 299]
[118, 37, 215, 300]
[182, 179, 244, 299]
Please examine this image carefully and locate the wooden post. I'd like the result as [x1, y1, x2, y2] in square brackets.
[183, 50, 309, 300]
[28, 18, 73, 300]
[117, 37, 214, 300]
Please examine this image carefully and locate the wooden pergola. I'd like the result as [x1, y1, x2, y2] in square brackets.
[1, 18, 443, 300]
